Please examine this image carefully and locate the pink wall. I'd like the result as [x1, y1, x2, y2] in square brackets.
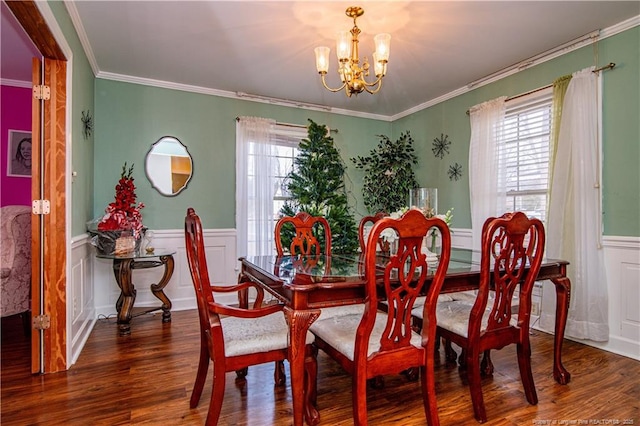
[1, 85, 31, 207]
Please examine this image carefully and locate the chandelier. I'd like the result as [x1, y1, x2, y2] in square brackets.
[314, 6, 391, 97]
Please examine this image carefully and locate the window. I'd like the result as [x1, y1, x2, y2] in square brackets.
[271, 135, 300, 222]
[245, 130, 302, 256]
[236, 118, 306, 258]
[500, 88, 552, 222]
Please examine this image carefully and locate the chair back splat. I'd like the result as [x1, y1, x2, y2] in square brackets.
[311, 209, 451, 426]
[275, 211, 331, 256]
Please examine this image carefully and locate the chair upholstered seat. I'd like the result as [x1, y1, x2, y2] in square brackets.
[447, 290, 478, 303]
[381, 294, 453, 313]
[222, 312, 314, 357]
[315, 304, 365, 322]
[447, 290, 520, 309]
[414, 294, 454, 308]
[427, 301, 517, 339]
[311, 311, 423, 361]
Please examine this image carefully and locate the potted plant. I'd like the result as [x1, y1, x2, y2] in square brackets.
[351, 131, 419, 213]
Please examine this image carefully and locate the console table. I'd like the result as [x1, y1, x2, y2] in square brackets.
[97, 250, 175, 335]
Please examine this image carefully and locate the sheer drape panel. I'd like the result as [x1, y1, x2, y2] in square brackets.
[541, 67, 609, 341]
[236, 117, 277, 258]
[468, 96, 507, 250]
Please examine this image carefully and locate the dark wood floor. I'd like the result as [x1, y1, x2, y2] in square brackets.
[2, 310, 639, 425]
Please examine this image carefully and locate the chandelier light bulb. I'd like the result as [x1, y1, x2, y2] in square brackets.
[374, 33, 391, 62]
[315, 46, 330, 73]
[336, 31, 351, 61]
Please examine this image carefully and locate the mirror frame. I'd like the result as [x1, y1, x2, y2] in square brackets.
[145, 136, 193, 197]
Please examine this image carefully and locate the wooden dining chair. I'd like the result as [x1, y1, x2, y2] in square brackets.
[432, 211, 545, 423]
[310, 209, 451, 426]
[275, 211, 331, 256]
[272, 211, 333, 383]
[184, 208, 317, 425]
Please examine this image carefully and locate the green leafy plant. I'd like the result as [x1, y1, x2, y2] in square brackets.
[351, 131, 419, 213]
[280, 119, 359, 254]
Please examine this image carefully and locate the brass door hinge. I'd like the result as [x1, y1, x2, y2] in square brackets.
[33, 84, 51, 100]
[32, 200, 51, 215]
[33, 314, 51, 330]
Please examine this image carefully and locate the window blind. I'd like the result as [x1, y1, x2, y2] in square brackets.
[500, 89, 552, 221]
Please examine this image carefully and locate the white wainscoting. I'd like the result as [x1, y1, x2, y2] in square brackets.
[69, 234, 96, 366]
[68, 227, 639, 366]
[581, 236, 640, 360]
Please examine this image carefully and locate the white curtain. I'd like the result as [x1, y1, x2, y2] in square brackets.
[236, 117, 277, 258]
[540, 67, 609, 341]
[468, 96, 507, 250]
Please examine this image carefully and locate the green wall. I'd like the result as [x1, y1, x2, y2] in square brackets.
[92, 26, 638, 237]
[392, 27, 640, 237]
[93, 81, 391, 229]
[48, 2, 95, 237]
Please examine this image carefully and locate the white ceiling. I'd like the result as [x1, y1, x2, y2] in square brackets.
[2, 1, 639, 118]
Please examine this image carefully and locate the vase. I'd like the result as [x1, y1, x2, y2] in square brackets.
[409, 188, 437, 218]
[429, 231, 438, 253]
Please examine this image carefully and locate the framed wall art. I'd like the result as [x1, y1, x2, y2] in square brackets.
[7, 130, 32, 177]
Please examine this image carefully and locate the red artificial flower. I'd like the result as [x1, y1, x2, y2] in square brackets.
[98, 162, 145, 238]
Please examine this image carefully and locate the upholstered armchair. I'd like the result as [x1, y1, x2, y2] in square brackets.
[1, 205, 32, 333]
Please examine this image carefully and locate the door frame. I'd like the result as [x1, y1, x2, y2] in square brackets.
[7, 0, 70, 374]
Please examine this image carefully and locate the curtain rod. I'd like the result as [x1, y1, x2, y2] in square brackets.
[235, 117, 338, 133]
[466, 62, 615, 115]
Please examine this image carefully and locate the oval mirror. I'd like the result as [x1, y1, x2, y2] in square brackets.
[145, 136, 193, 196]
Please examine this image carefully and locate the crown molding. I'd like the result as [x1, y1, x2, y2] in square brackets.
[64, 1, 98, 76]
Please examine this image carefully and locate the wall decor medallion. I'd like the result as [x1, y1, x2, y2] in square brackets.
[432, 133, 451, 159]
[82, 110, 93, 140]
[448, 162, 463, 181]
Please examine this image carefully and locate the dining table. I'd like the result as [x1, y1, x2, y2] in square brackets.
[238, 248, 571, 426]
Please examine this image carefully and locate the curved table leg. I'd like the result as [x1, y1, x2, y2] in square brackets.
[550, 275, 571, 384]
[113, 258, 136, 335]
[149, 255, 174, 323]
[284, 307, 320, 426]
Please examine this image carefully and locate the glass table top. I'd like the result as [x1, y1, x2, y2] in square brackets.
[243, 248, 480, 284]
[96, 249, 176, 260]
